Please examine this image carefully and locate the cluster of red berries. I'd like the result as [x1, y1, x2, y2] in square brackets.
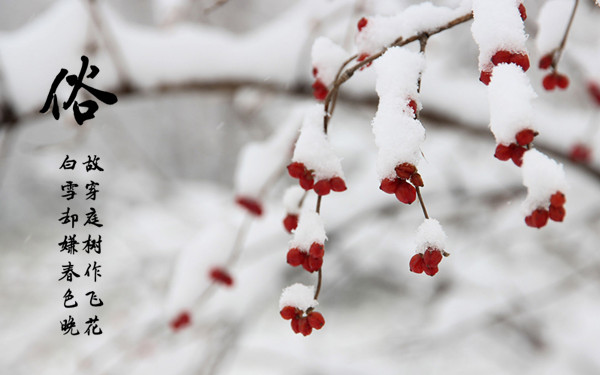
[170, 311, 191, 331]
[283, 213, 299, 233]
[480, 50, 530, 85]
[209, 267, 234, 286]
[235, 196, 263, 216]
[494, 129, 537, 167]
[379, 162, 423, 204]
[525, 191, 566, 228]
[287, 162, 347, 195]
[409, 247, 443, 276]
[587, 81, 600, 106]
[538, 53, 569, 90]
[280, 306, 325, 336]
[570, 143, 592, 163]
[287, 242, 324, 273]
[311, 68, 328, 101]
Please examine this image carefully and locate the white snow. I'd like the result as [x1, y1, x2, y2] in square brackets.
[288, 209, 327, 251]
[283, 186, 305, 215]
[292, 105, 345, 181]
[311, 37, 350, 86]
[234, 108, 303, 199]
[355, 1, 471, 57]
[488, 63, 537, 145]
[279, 283, 318, 311]
[521, 149, 568, 213]
[415, 218, 448, 254]
[536, 0, 575, 56]
[372, 47, 426, 179]
[471, 0, 528, 71]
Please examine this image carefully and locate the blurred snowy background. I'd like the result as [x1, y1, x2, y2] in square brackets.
[0, 0, 599, 374]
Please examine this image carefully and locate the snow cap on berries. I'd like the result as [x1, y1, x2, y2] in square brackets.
[471, 0, 528, 71]
[536, 0, 574, 56]
[372, 47, 426, 180]
[521, 149, 568, 213]
[355, 2, 469, 57]
[235, 109, 303, 199]
[279, 283, 318, 311]
[283, 186, 305, 215]
[488, 64, 537, 145]
[289, 209, 326, 251]
[311, 37, 350, 86]
[415, 218, 447, 254]
[292, 105, 344, 181]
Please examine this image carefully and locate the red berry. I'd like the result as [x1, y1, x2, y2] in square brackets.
[410, 173, 424, 187]
[309, 242, 324, 258]
[492, 50, 512, 65]
[313, 179, 331, 196]
[307, 311, 325, 330]
[395, 180, 417, 204]
[543, 74, 558, 91]
[539, 54, 553, 70]
[280, 306, 297, 320]
[357, 53, 369, 62]
[423, 265, 439, 276]
[329, 176, 347, 192]
[299, 173, 314, 190]
[587, 82, 600, 106]
[312, 67, 318, 77]
[409, 254, 425, 274]
[210, 267, 234, 286]
[423, 249, 443, 267]
[357, 17, 368, 31]
[515, 129, 536, 146]
[518, 3, 527, 21]
[235, 196, 263, 216]
[570, 143, 592, 163]
[511, 53, 530, 71]
[379, 178, 398, 194]
[170, 311, 191, 331]
[525, 208, 549, 228]
[298, 317, 312, 336]
[556, 74, 569, 89]
[307, 255, 323, 272]
[395, 162, 416, 180]
[494, 143, 512, 161]
[287, 162, 306, 179]
[312, 80, 328, 101]
[408, 99, 418, 118]
[291, 317, 301, 334]
[480, 70, 492, 85]
[511, 146, 526, 167]
[283, 214, 299, 233]
[549, 205, 566, 222]
[287, 248, 305, 267]
[550, 192, 566, 207]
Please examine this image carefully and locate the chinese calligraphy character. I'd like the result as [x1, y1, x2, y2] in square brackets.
[63, 289, 78, 308]
[58, 235, 79, 255]
[82, 234, 102, 254]
[40, 55, 118, 125]
[82, 155, 104, 172]
[59, 155, 77, 170]
[60, 315, 80, 335]
[84, 261, 102, 282]
[85, 181, 99, 200]
[86, 291, 104, 307]
[58, 262, 80, 282]
[83, 208, 103, 227]
[84, 315, 103, 335]
[58, 207, 78, 228]
[61, 181, 78, 200]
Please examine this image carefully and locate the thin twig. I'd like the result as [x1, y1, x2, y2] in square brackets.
[552, 0, 579, 70]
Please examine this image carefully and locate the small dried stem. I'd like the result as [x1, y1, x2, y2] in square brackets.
[415, 186, 429, 219]
[551, 0, 579, 70]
